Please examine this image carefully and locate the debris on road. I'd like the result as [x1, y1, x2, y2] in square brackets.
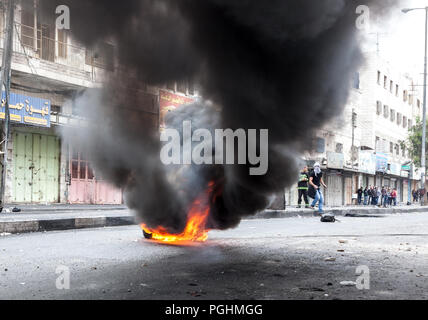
[340, 281, 356, 286]
[324, 257, 336, 262]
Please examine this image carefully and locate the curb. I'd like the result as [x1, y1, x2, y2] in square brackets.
[0, 207, 426, 235]
[0, 215, 136, 234]
[252, 206, 428, 219]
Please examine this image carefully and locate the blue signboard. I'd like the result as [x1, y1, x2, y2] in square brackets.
[376, 153, 388, 173]
[0, 91, 51, 128]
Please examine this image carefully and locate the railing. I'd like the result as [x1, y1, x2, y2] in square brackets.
[0, 21, 91, 75]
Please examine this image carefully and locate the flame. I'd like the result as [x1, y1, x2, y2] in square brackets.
[140, 181, 216, 243]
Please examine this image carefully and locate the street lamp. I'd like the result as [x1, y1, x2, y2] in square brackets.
[402, 7, 428, 206]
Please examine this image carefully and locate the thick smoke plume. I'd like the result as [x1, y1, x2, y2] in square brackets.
[42, 0, 395, 232]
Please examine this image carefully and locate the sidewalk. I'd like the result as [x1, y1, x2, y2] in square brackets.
[0, 203, 427, 235]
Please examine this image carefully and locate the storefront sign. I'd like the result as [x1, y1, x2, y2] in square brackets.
[375, 153, 388, 173]
[359, 151, 376, 175]
[159, 90, 194, 131]
[0, 92, 51, 128]
[390, 162, 401, 176]
[327, 151, 344, 169]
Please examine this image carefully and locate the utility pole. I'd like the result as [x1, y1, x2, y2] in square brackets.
[402, 7, 428, 206]
[0, 0, 15, 208]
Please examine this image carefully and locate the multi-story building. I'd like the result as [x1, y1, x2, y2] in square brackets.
[0, 0, 199, 205]
[286, 52, 423, 207]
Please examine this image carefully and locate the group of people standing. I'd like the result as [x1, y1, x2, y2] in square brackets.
[357, 186, 397, 207]
[412, 188, 426, 203]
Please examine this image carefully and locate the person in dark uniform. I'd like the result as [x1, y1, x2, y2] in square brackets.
[297, 166, 310, 208]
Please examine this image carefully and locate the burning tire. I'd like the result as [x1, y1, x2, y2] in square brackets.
[143, 229, 153, 239]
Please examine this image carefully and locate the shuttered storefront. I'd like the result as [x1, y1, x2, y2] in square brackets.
[326, 174, 342, 207]
[13, 131, 60, 203]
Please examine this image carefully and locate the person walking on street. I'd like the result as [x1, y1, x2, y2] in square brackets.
[381, 186, 386, 206]
[297, 166, 310, 208]
[412, 189, 418, 203]
[391, 188, 397, 206]
[368, 186, 373, 206]
[309, 162, 327, 214]
[363, 187, 368, 205]
[357, 187, 363, 205]
[383, 187, 389, 208]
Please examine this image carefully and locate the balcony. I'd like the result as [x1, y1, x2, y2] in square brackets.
[0, 22, 107, 88]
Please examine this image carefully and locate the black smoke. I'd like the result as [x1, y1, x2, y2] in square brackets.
[41, 0, 396, 232]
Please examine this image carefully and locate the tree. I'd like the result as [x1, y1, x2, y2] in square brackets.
[401, 117, 428, 168]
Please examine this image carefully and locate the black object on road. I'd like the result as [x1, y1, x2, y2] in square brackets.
[12, 207, 21, 213]
[320, 214, 335, 223]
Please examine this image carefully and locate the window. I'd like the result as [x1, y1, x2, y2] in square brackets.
[390, 80, 393, 93]
[390, 142, 394, 154]
[375, 136, 380, 152]
[353, 72, 360, 89]
[396, 84, 399, 97]
[397, 113, 402, 126]
[85, 42, 115, 71]
[57, 29, 68, 58]
[188, 80, 195, 95]
[417, 99, 421, 109]
[403, 116, 407, 128]
[403, 90, 408, 102]
[21, 1, 36, 49]
[176, 81, 187, 94]
[395, 144, 400, 156]
[402, 146, 406, 157]
[315, 138, 325, 153]
[408, 119, 413, 129]
[390, 109, 396, 122]
[409, 94, 413, 106]
[51, 105, 61, 115]
[377, 71, 381, 85]
[166, 82, 175, 91]
[376, 101, 382, 115]
[335, 143, 343, 153]
[383, 105, 389, 118]
[384, 76, 388, 89]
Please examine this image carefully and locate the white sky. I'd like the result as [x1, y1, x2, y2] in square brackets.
[367, 0, 428, 85]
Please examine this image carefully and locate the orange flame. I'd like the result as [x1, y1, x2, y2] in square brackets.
[140, 181, 216, 243]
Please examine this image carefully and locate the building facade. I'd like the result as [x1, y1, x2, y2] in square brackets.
[286, 52, 423, 207]
[0, 0, 199, 204]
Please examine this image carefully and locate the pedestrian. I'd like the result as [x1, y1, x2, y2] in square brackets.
[376, 187, 381, 206]
[357, 187, 363, 205]
[371, 186, 378, 206]
[383, 187, 389, 208]
[381, 186, 386, 206]
[368, 186, 373, 205]
[309, 162, 328, 215]
[391, 188, 397, 206]
[387, 188, 392, 206]
[363, 187, 368, 205]
[412, 189, 418, 203]
[297, 166, 310, 208]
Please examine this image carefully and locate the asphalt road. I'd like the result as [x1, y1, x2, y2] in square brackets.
[1, 212, 428, 300]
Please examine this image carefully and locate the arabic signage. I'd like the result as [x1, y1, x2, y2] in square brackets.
[359, 151, 376, 175]
[375, 153, 388, 173]
[0, 92, 51, 128]
[327, 151, 344, 169]
[390, 162, 401, 176]
[159, 90, 194, 131]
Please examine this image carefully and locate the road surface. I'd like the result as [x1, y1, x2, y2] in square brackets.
[1, 212, 428, 299]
